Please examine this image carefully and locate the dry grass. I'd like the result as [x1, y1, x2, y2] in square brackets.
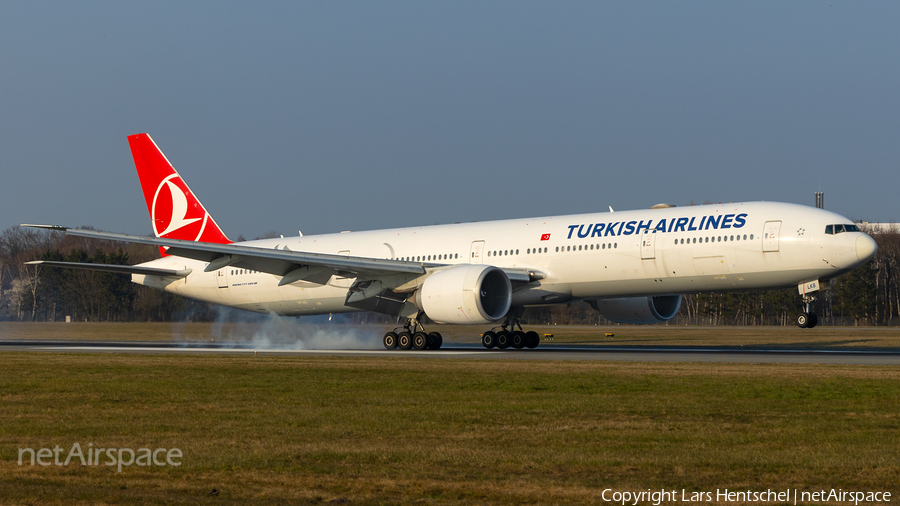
[1, 353, 899, 505]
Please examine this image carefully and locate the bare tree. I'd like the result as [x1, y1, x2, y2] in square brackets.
[19, 262, 41, 322]
[8, 277, 25, 321]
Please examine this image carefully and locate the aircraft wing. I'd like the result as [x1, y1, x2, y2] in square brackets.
[23, 225, 425, 285]
[25, 260, 192, 278]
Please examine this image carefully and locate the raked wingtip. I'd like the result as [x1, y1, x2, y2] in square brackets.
[19, 224, 68, 231]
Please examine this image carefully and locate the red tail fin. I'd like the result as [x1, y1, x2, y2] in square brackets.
[128, 134, 232, 254]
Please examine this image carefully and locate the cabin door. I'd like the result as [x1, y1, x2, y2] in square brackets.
[216, 269, 228, 288]
[763, 221, 781, 252]
[469, 241, 485, 264]
[641, 230, 656, 260]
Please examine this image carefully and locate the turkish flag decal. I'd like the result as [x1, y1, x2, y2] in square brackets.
[540, 233, 551, 241]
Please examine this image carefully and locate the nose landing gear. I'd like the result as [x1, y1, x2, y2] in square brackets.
[797, 294, 819, 328]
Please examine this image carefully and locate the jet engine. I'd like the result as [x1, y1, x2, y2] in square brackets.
[418, 265, 512, 324]
[589, 295, 682, 324]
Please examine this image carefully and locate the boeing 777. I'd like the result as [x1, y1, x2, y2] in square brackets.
[25, 134, 878, 350]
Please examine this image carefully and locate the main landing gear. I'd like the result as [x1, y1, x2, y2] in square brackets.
[797, 294, 819, 329]
[382, 313, 443, 350]
[481, 307, 540, 350]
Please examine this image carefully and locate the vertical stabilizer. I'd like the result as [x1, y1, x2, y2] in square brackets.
[128, 133, 232, 251]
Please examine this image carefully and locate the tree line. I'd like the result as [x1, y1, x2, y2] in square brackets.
[1, 226, 897, 325]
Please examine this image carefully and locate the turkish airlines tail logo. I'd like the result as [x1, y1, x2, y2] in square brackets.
[128, 134, 232, 254]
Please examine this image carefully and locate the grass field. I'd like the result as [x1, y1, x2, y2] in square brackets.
[2, 335, 899, 504]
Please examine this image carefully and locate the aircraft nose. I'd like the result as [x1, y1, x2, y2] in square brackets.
[856, 234, 877, 262]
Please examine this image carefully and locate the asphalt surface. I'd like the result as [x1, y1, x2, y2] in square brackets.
[2, 340, 900, 364]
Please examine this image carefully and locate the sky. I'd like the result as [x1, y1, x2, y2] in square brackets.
[2, 1, 898, 240]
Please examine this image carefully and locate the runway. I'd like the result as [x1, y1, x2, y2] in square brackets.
[2, 339, 900, 364]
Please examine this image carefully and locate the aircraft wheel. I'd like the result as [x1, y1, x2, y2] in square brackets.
[496, 330, 512, 349]
[809, 313, 818, 328]
[413, 332, 429, 350]
[428, 332, 443, 350]
[524, 331, 540, 349]
[511, 331, 526, 349]
[398, 331, 413, 350]
[383, 332, 398, 350]
[797, 313, 810, 329]
[482, 331, 497, 349]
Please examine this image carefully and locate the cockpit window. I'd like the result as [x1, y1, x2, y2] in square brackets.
[825, 224, 860, 235]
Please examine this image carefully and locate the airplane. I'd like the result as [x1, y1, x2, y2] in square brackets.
[25, 133, 878, 350]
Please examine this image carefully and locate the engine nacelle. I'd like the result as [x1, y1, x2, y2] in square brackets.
[418, 265, 512, 324]
[590, 295, 682, 324]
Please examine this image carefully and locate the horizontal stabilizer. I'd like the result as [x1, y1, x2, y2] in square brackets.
[26, 260, 191, 278]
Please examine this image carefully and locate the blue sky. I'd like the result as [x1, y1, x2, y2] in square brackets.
[2, 1, 898, 240]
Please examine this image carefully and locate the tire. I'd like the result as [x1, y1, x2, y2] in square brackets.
[398, 331, 413, 350]
[482, 331, 497, 349]
[797, 312, 809, 328]
[428, 332, 443, 350]
[496, 330, 512, 349]
[413, 332, 428, 350]
[511, 331, 526, 349]
[524, 331, 540, 349]
[809, 312, 818, 328]
[383, 332, 398, 350]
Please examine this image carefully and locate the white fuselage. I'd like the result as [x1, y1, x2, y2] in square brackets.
[133, 202, 875, 317]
